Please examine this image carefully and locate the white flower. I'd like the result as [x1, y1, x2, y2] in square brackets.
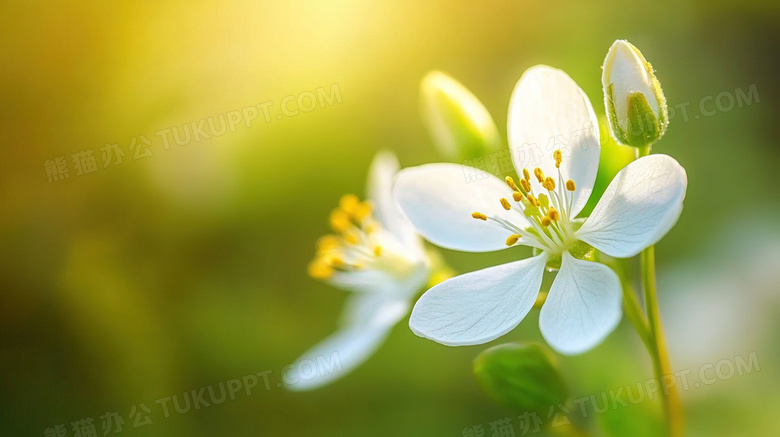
[287, 151, 429, 391]
[602, 39, 668, 147]
[394, 66, 687, 355]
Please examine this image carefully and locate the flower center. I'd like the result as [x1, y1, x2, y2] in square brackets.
[308, 194, 416, 280]
[471, 149, 579, 256]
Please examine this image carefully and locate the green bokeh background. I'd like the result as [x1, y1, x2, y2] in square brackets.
[1, 1, 778, 436]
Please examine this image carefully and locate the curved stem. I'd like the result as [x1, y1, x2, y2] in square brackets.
[641, 246, 684, 437]
[637, 144, 684, 437]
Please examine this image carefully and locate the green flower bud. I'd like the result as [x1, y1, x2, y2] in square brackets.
[473, 343, 569, 415]
[602, 40, 668, 148]
[420, 71, 502, 161]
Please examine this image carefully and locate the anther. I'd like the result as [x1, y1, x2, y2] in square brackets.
[339, 194, 360, 214]
[512, 192, 524, 202]
[500, 198, 512, 211]
[353, 201, 372, 221]
[520, 179, 531, 192]
[553, 150, 562, 168]
[534, 168, 545, 183]
[308, 260, 333, 280]
[523, 168, 531, 181]
[505, 234, 520, 246]
[472, 212, 487, 221]
[343, 229, 360, 245]
[548, 208, 560, 222]
[541, 216, 551, 227]
[505, 176, 517, 190]
[566, 180, 576, 191]
[373, 245, 382, 256]
[316, 235, 341, 251]
[543, 177, 556, 191]
[329, 209, 351, 233]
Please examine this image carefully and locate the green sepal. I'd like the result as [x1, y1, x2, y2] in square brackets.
[626, 92, 661, 148]
[473, 343, 569, 415]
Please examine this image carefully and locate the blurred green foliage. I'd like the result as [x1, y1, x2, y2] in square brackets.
[1, 1, 779, 436]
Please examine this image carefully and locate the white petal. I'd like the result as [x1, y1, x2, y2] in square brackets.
[394, 163, 529, 252]
[508, 65, 600, 217]
[576, 154, 687, 258]
[409, 254, 547, 346]
[366, 150, 425, 258]
[286, 294, 409, 391]
[539, 252, 622, 355]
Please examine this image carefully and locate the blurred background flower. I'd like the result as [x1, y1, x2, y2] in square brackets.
[0, 1, 778, 436]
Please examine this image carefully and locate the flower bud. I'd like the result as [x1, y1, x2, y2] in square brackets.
[602, 40, 668, 148]
[420, 71, 502, 161]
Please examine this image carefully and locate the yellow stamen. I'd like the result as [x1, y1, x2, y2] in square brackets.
[541, 216, 551, 227]
[316, 234, 341, 251]
[523, 168, 531, 181]
[566, 180, 576, 191]
[553, 150, 562, 168]
[520, 179, 531, 192]
[548, 208, 560, 222]
[505, 176, 517, 190]
[512, 192, 524, 202]
[527, 195, 538, 207]
[373, 245, 382, 256]
[472, 212, 487, 221]
[343, 228, 360, 245]
[353, 201, 372, 222]
[500, 198, 511, 211]
[339, 194, 360, 214]
[505, 234, 520, 246]
[534, 167, 545, 183]
[326, 256, 346, 268]
[543, 177, 556, 191]
[308, 260, 333, 280]
[329, 208, 351, 233]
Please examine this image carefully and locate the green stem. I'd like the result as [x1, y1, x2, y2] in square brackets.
[641, 246, 684, 437]
[614, 259, 652, 351]
[637, 145, 684, 437]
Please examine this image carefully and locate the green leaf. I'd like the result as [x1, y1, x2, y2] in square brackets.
[420, 71, 502, 162]
[473, 343, 569, 415]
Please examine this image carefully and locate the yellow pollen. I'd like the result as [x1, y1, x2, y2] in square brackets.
[543, 177, 556, 191]
[339, 194, 360, 214]
[500, 198, 511, 211]
[523, 168, 531, 181]
[329, 208, 351, 233]
[541, 216, 551, 227]
[353, 201, 372, 222]
[505, 176, 517, 190]
[308, 260, 333, 280]
[566, 180, 576, 191]
[527, 195, 538, 207]
[343, 229, 360, 245]
[548, 208, 560, 222]
[553, 150, 562, 168]
[327, 256, 346, 268]
[512, 192, 524, 202]
[373, 245, 382, 256]
[472, 212, 487, 221]
[505, 234, 520, 246]
[520, 179, 531, 192]
[316, 235, 341, 251]
[534, 168, 545, 183]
